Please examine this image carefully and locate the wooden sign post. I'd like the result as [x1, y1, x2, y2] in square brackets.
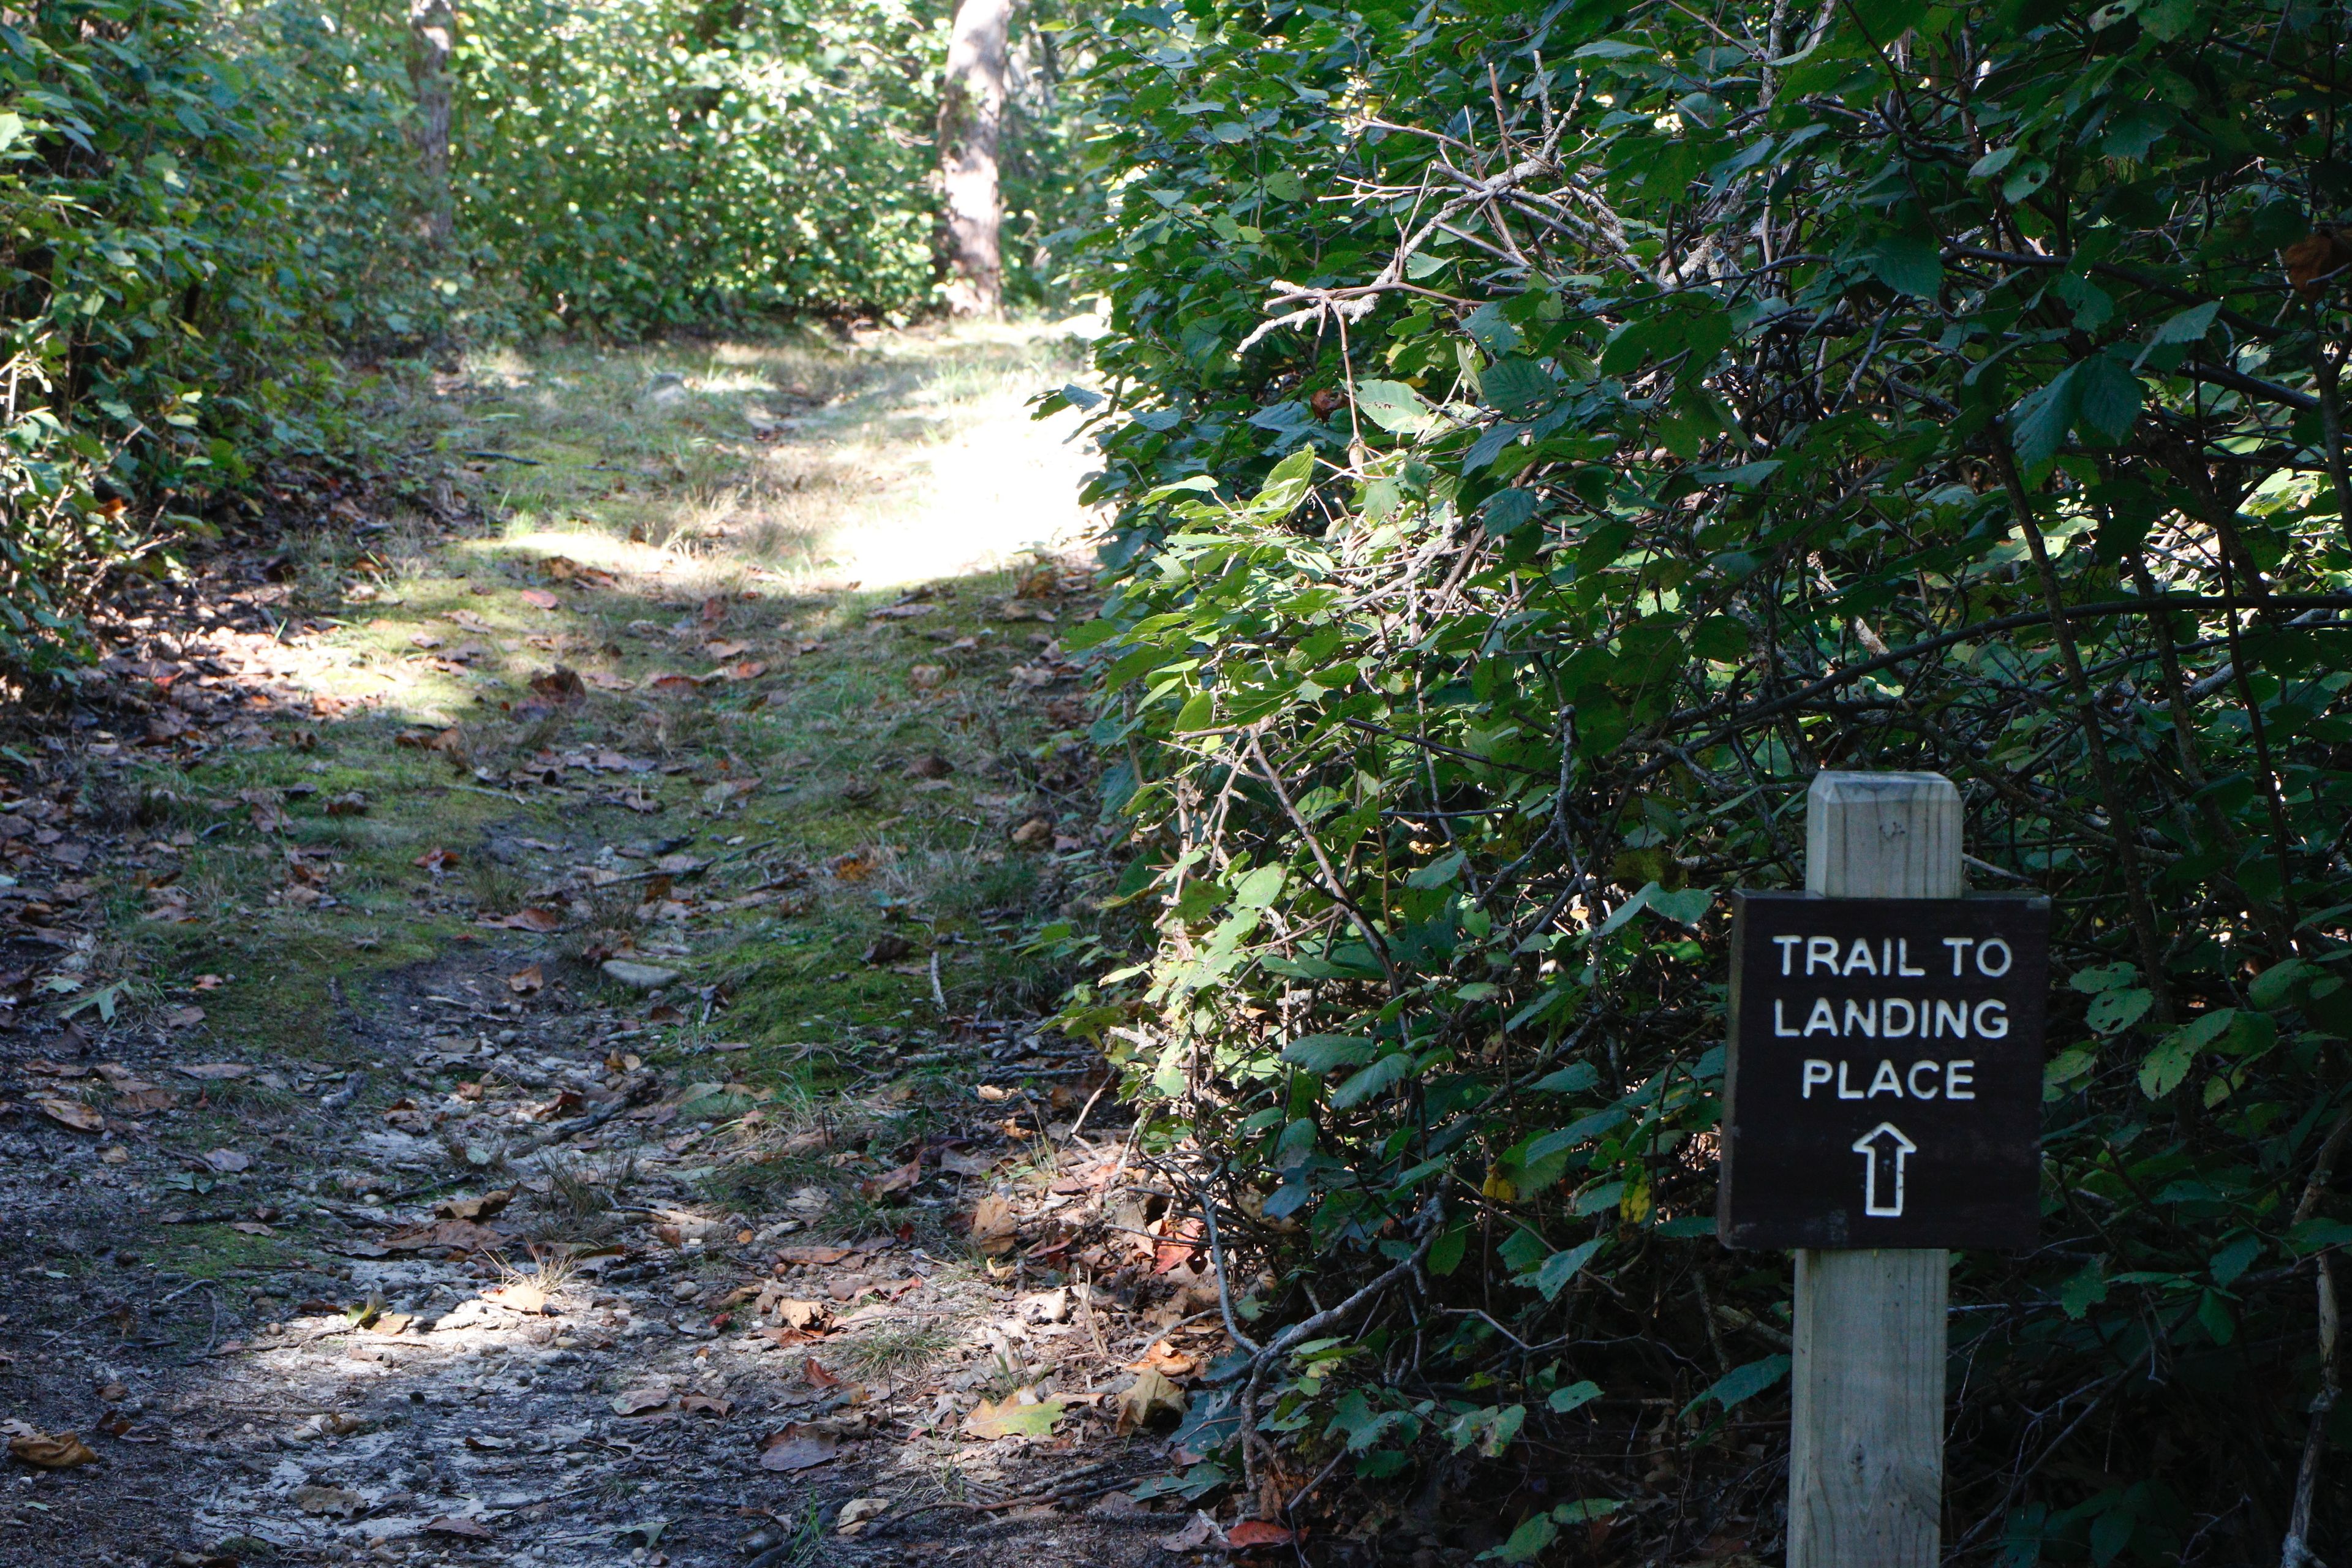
[1716, 772, 2051, 1568]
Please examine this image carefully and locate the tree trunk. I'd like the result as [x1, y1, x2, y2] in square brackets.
[407, 0, 455, 244]
[938, 0, 1012, 317]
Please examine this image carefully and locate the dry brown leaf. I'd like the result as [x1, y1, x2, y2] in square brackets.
[487, 907, 563, 932]
[519, 588, 560, 610]
[679, 1393, 733, 1417]
[758, 1427, 839, 1471]
[426, 1517, 493, 1540]
[774, 1245, 855, 1266]
[505, 964, 544, 995]
[611, 1380, 675, 1416]
[203, 1148, 251, 1173]
[434, 1189, 513, 1222]
[1115, 1368, 1188, 1433]
[1158, 1513, 1227, 1553]
[35, 1098, 102, 1133]
[293, 1483, 363, 1515]
[1226, 1520, 1295, 1549]
[7, 1429, 98, 1469]
[1129, 1341, 1199, 1378]
[178, 1062, 253, 1080]
[970, 1194, 1020, 1256]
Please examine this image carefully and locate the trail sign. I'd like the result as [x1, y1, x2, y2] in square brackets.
[1717, 890, 2050, 1250]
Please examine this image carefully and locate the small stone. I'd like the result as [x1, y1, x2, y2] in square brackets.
[601, 960, 680, 990]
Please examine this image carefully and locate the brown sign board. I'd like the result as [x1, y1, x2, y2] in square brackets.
[1717, 891, 2050, 1250]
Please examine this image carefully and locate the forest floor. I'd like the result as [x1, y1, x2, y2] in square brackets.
[0, 322, 1243, 1568]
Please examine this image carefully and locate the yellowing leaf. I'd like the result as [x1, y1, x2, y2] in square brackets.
[965, 1391, 1066, 1439]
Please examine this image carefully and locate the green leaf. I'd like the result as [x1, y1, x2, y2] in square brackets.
[1529, 1237, 1607, 1300]
[2140, 1009, 2234, 1098]
[1865, 233, 1942, 299]
[1547, 1379, 1600, 1414]
[1354, 379, 1436, 435]
[1331, 1051, 1415, 1107]
[2145, 301, 2220, 350]
[2087, 987, 2154, 1035]
[1478, 1514, 1558, 1564]
[1231, 864, 1286, 908]
[2058, 1259, 2108, 1319]
[1289, 1034, 1373, 1072]
[2210, 1234, 2261, 1288]
[2070, 962, 2140, 995]
[1684, 1354, 1789, 1416]
[2073, 355, 2144, 441]
[1480, 358, 1551, 415]
[1529, 1063, 1598, 1095]
[1647, 887, 1716, 925]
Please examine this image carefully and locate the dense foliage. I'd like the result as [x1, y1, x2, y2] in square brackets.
[1054, 0, 2352, 1561]
[2, 0, 325, 676]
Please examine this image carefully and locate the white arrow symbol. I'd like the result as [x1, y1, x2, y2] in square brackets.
[1852, 1122, 1917, 1218]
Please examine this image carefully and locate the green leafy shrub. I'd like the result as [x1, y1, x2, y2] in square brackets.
[2, 0, 326, 675]
[1057, 0, 2352, 1559]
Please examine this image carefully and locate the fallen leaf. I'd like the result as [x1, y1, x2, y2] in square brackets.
[325, 791, 369, 817]
[1153, 1218, 1204, 1274]
[519, 588, 560, 610]
[758, 1428, 840, 1471]
[527, 665, 586, 704]
[487, 907, 563, 932]
[7, 1429, 98, 1469]
[35, 1098, 103, 1133]
[1129, 1341, 1199, 1378]
[293, 1483, 364, 1516]
[231, 1221, 276, 1237]
[203, 1149, 251, 1173]
[970, 1194, 1019, 1256]
[162, 1005, 206, 1029]
[506, 964, 544, 995]
[426, 1517, 494, 1540]
[1116, 1368, 1188, 1433]
[965, 1391, 1067, 1440]
[178, 1063, 254, 1080]
[908, 663, 946, 690]
[837, 1498, 889, 1535]
[413, 846, 458, 872]
[380, 1218, 506, 1255]
[1158, 1513, 1228, 1553]
[774, 1245, 856, 1266]
[802, 1357, 842, 1389]
[435, 1190, 513, 1222]
[1226, 1520, 1295, 1549]
[862, 1159, 922, 1197]
[905, 753, 955, 779]
[612, 1380, 676, 1416]
[679, 1393, 733, 1417]
[586, 670, 635, 691]
[939, 1149, 997, 1177]
[115, 1088, 178, 1115]
[770, 1298, 827, 1329]
[482, 1281, 546, 1313]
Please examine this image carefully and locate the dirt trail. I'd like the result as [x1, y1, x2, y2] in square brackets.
[0, 324, 1226, 1568]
